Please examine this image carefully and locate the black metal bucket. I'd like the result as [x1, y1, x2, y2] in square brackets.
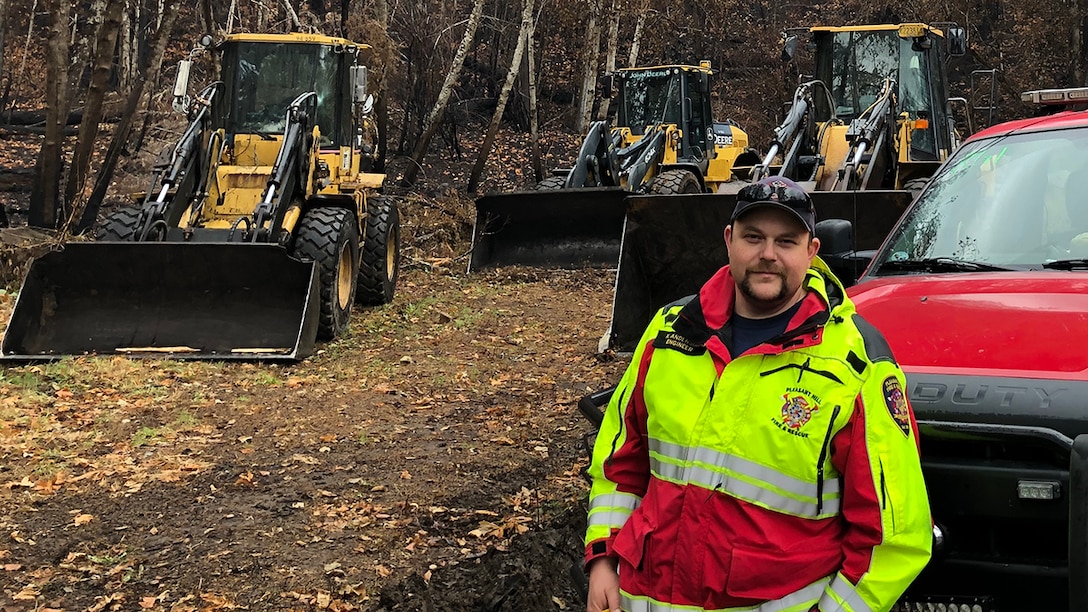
[469, 187, 630, 271]
[1, 242, 320, 360]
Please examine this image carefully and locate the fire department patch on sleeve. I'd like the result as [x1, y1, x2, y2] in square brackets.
[882, 376, 911, 437]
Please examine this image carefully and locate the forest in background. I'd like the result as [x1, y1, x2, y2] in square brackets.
[0, 0, 1084, 234]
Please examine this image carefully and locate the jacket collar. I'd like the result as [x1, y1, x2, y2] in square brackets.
[672, 256, 851, 348]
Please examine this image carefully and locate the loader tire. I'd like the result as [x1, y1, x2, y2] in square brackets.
[295, 207, 359, 340]
[647, 169, 702, 194]
[531, 176, 566, 190]
[903, 178, 929, 200]
[357, 196, 400, 305]
[95, 206, 142, 242]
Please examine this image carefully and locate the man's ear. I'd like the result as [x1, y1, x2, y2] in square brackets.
[809, 236, 821, 258]
[724, 224, 733, 249]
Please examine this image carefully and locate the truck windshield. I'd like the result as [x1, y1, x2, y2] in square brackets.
[870, 128, 1088, 273]
[228, 42, 341, 143]
[619, 69, 681, 135]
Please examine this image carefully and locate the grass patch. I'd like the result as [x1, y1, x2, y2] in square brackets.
[131, 426, 161, 448]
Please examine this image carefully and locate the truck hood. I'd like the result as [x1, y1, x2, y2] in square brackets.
[849, 271, 1088, 378]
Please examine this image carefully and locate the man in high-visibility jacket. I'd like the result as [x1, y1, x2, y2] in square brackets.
[584, 176, 931, 612]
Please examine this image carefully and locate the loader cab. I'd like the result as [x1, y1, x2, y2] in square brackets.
[811, 24, 956, 162]
[615, 65, 714, 163]
[220, 35, 359, 148]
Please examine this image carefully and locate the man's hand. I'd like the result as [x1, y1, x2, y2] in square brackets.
[586, 557, 621, 612]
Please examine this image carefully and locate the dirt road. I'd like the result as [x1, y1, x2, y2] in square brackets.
[0, 261, 630, 611]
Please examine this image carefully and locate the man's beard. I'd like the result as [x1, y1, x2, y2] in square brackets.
[739, 268, 790, 308]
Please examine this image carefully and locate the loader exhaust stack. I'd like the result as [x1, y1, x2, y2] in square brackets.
[2, 243, 321, 361]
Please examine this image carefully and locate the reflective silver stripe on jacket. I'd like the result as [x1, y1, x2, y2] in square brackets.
[817, 574, 873, 612]
[588, 492, 641, 528]
[622, 574, 829, 611]
[649, 438, 841, 518]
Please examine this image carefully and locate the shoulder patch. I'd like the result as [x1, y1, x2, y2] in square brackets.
[882, 376, 911, 437]
[851, 314, 896, 365]
[653, 330, 706, 355]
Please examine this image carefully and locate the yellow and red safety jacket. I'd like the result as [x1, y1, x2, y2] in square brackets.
[585, 260, 931, 612]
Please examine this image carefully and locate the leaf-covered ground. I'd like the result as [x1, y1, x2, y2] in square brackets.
[0, 260, 628, 611]
[0, 122, 637, 611]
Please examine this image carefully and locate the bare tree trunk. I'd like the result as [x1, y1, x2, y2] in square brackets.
[63, 0, 124, 227]
[227, 0, 237, 33]
[199, 0, 214, 36]
[597, 0, 619, 120]
[0, 0, 8, 107]
[372, 0, 389, 172]
[29, 0, 71, 228]
[78, 2, 179, 234]
[400, 0, 486, 186]
[66, 0, 104, 115]
[575, 0, 602, 132]
[119, 0, 135, 91]
[629, 1, 647, 67]
[14, 0, 39, 120]
[1076, 0, 1088, 86]
[281, 0, 301, 31]
[527, 11, 542, 183]
[468, 0, 535, 193]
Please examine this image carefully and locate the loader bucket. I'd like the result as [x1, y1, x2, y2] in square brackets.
[608, 190, 914, 352]
[469, 187, 630, 271]
[1, 242, 321, 361]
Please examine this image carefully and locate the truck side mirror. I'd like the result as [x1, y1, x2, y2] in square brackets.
[946, 26, 966, 57]
[781, 35, 799, 62]
[351, 65, 368, 103]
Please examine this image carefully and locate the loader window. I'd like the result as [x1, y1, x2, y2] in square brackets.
[618, 70, 681, 135]
[899, 48, 937, 159]
[821, 30, 900, 120]
[226, 42, 345, 145]
[817, 30, 939, 158]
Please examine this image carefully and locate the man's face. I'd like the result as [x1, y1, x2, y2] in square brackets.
[725, 206, 820, 318]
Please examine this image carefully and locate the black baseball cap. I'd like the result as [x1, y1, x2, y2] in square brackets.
[731, 176, 816, 234]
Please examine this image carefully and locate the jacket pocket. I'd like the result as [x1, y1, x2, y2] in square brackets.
[612, 510, 653, 572]
[724, 543, 841, 601]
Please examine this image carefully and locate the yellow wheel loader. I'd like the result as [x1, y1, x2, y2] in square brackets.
[2, 33, 400, 360]
[468, 61, 761, 271]
[608, 23, 969, 351]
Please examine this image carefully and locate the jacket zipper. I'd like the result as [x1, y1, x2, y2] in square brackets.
[605, 385, 630, 466]
[815, 404, 841, 515]
[879, 457, 894, 530]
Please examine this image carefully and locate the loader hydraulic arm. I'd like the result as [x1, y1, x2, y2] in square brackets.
[752, 80, 830, 183]
[137, 82, 223, 240]
[244, 91, 317, 243]
[564, 120, 620, 188]
[833, 78, 895, 191]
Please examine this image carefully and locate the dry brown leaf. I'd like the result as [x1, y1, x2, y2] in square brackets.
[3, 563, 21, 571]
[73, 513, 94, 526]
